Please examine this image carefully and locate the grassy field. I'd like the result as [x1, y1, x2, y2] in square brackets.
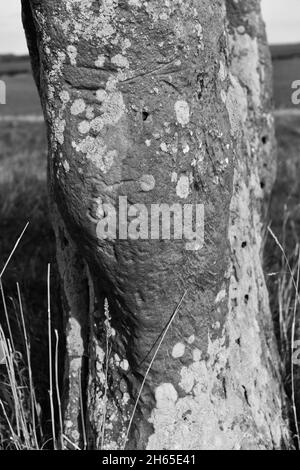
[0, 121, 63, 444]
[266, 113, 300, 415]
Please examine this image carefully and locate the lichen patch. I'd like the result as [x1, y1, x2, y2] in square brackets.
[226, 75, 248, 136]
[71, 99, 86, 116]
[176, 175, 190, 199]
[67, 45, 77, 65]
[172, 343, 186, 358]
[79, 136, 117, 173]
[111, 54, 130, 69]
[95, 55, 106, 68]
[140, 174, 156, 192]
[174, 100, 190, 126]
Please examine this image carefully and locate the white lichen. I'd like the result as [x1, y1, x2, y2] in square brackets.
[140, 174, 156, 192]
[192, 348, 202, 362]
[59, 90, 70, 104]
[187, 334, 195, 345]
[96, 89, 108, 102]
[176, 175, 190, 199]
[171, 172, 178, 183]
[172, 343, 186, 359]
[78, 120, 91, 134]
[71, 99, 86, 116]
[226, 75, 248, 136]
[63, 160, 70, 172]
[111, 54, 129, 69]
[160, 142, 168, 153]
[215, 289, 226, 304]
[67, 45, 77, 65]
[174, 100, 190, 126]
[95, 55, 106, 68]
[120, 359, 129, 371]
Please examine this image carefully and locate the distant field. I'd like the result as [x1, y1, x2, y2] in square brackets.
[270, 43, 300, 60]
[0, 73, 42, 116]
[0, 54, 41, 115]
[273, 57, 300, 109]
[0, 56, 40, 116]
[0, 55, 31, 76]
[0, 47, 299, 114]
[271, 44, 300, 110]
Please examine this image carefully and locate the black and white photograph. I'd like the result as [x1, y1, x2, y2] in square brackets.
[0, 0, 300, 454]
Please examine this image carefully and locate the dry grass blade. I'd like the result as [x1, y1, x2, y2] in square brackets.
[62, 434, 81, 450]
[268, 226, 300, 295]
[0, 328, 20, 437]
[79, 369, 87, 450]
[0, 326, 31, 448]
[100, 298, 112, 449]
[0, 399, 20, 449]
[291, 250, 300, 448]
[0, 222, 29, 279]
[54, 330, 64, 450]
[0, 280, 15, 353]
[16, 282, 38, 448]
[47, 264, 57, 449]
[123, 290, 187, 450]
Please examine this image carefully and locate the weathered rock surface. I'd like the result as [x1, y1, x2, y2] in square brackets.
[22, 0, 291, 449]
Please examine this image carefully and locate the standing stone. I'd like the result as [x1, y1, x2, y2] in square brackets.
[22, 0, 291, 449]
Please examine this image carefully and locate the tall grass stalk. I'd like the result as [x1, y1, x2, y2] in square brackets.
[100, 298, 112, 450]
[47, 263, 57, 449]
[54, 330, 64, 450]
[0, 222, 29, 279]
[268, 225, 300, 447]
[79, 369, 87, 450]
[16, 282, 39, 448]
[0, 280, 15, 353]
[1, 226, 55, 449]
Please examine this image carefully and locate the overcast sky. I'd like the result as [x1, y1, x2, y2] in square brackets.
[0, 0, 299, 55]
